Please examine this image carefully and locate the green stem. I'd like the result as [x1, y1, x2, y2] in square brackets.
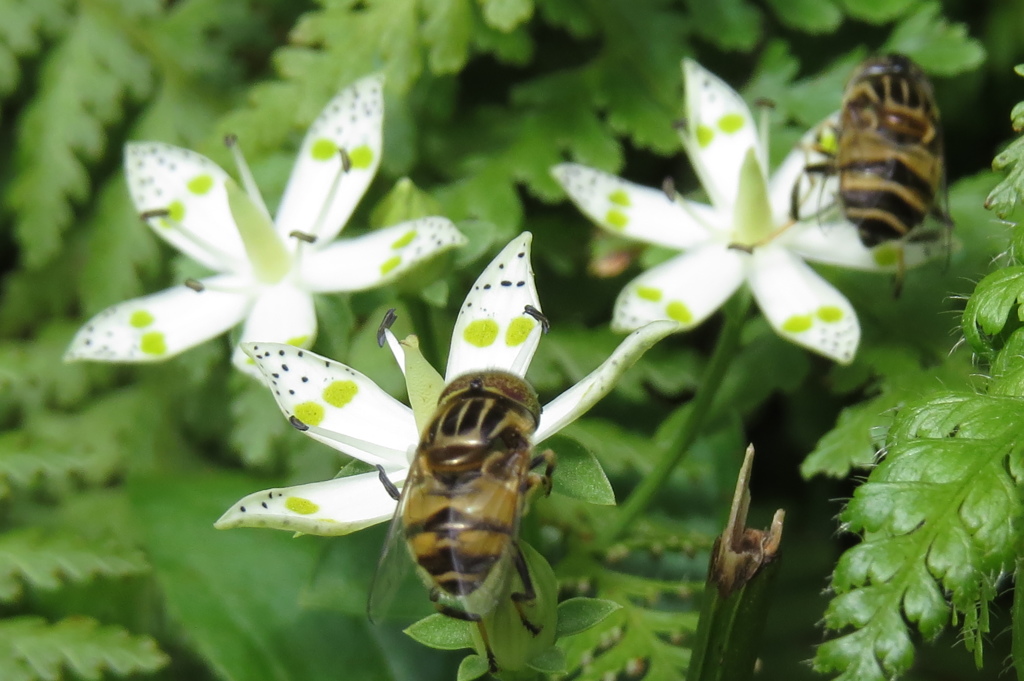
[600, 291, 751, 545]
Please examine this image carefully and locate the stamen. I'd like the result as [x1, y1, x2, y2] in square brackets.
[139, 209, 170, 221]
[184, 278, 205, 292]
[225, 134, 272, 224]
[290, 230, 318, 244]
[377, 308, 398, 347]
[755, 99, 773, 164]
[307, 148, 351, 241]
[376, 465, 401, 501]
[523, 305, 550, 334]
[140, 207, 242, 270]
[661, 177, 677, 202]
[672, 118, 688, 132]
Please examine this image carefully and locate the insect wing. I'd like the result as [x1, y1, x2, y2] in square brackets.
[367, 475, 432, 623]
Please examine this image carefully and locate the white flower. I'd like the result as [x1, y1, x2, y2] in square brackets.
[215, 233, 677, 535]
[552, 60, 943, 364]
[65, 75, 466, 376]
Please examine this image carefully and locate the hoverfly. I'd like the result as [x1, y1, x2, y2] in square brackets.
[370, 361, 555, 673]
[793, 54, 952, 287]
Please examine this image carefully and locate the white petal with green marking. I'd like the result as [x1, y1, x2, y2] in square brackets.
[747, 245, 859, 364]
[784, 221, 949, 272]
[445, 232, 543, 381]
[612, 245, 746, 333]
[214, 469, 407, 536]
[299, 217, 466, 292]
[65, 275, 251, 363]
[275, 75, 385, 245]
[125, 143, 248, 274]
[231, 283, 317, 376]
[681, 59, 762, 212]
[535, 320, 679, 443]
[551, 163, 717, 247]
[242, 343, 417, 466]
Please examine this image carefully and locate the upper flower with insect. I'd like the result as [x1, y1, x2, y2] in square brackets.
[215, 232, 676, 536]
[552, 60, 945, 364]
[65, 75, 466, 376]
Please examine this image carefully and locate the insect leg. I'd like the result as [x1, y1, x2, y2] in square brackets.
[509, 541, 543, 636]
[527, 449, 556, 496]
[375, 465, 401, 501]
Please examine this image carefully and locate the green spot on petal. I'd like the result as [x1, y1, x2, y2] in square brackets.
[636, 287, 662, 302]
[129, 310, 154, 328]
[285, 497, 319, 515]
[348, 145, 374, 169]
[391, 230, 417, 249]
[187, 174, 214, 195]
[167, 200, 185, 223]
[140, 331, 167, 356]
[782, 314, 814, 333]
[718, 113, 745, 134]
[665, 301, 693, 324]
[819, 127, 839, 154]
[696, 124, 714, 148]
[286, 335, 309, 347]
[605, 210, 628, 230]
[380, 256, 402, 275]
[608, 189, 631, 207]
[873, 245, 900, 267]
[817, 306, 843, 323]
[323, 380, 358, 408]
[294, 402, 325, 427]
[463, 319, 499, 348]
[505, 318, 536, 347]
[311, 138, 338, 161]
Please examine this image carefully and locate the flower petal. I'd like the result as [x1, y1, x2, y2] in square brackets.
[612, 245, 746, 333]
[231, 283, 317, 375]
[445, 233, 543, 381]
[275, 75, 385, 244]
[551, 163, 714, 248]
[125, 143, 249, 273]
[242, 342, 417, 466]
[299, 217, 466, 293]
[681, 60, 763, 212]
[535, 321, 678, 443]
[747, 246, 860, 364]
[784, 221, 948, 272]
[768, 114, 841, 226]
[214, 469, 406, 536]
[65, 275, 251, 363]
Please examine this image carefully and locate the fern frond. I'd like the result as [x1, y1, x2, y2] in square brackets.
[6, 1, 156, 268]
[0, 529, 148, 603]
[0, 0, 71, 103]
[0, 616, 168, 681]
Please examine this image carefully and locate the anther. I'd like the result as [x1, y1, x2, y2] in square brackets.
[661, 177, 677, 202]
[376, 465, 401, 501]
[754, 97, 776, 109]
[223, 134, 238, 147]
[288, 415, 309, 431]
[184, 278, 205, 292]
[289, 230, 318, 244]
[339, 148, 352, 173]
[672, 117, 688, 132]
[139, 209, 170, 221]
[376, 308, 398, 348]
[523, 305, 550, 334]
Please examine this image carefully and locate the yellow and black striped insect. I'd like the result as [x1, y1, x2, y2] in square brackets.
[370, 370, 555, 672]
[795, 54, 952, 252]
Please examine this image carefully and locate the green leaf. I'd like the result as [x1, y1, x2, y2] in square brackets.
[987, 67, 1024, 220]
[479, 0, 534, 32]
[556, 598, 622, 638]
[0, 0, 70, 100]
[685, 0, 762, 52]
[6, 2, 156, 268]
[422, 0, 472, 73]
[0, 529, 148, 603]
[128, 472, 397, 681]
[0, 616, 168, 681]
[405, 613, 474, 651]
[883, 2, 985, 76]
[546, 435, 615, 505]
[764, 0, 841, 34]
[456, 653, 489, 681]
[229, 373, 289, 468]
[962, 266, 1024, 357]
[527, 645, 566, 673]
[838, 0, 916, 23]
